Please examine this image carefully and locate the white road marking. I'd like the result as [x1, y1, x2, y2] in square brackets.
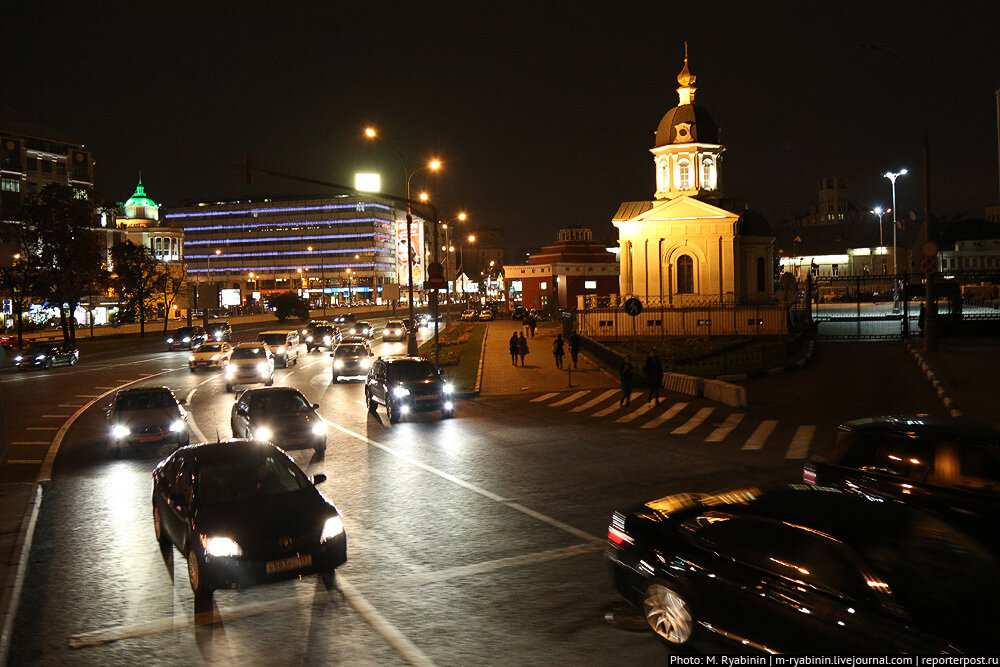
[785, 425, 816, 459]
[592, 391, 641, 417]
[615, 400, 658, 423]
[742, 419, 779, 450]
[26, 427, 58, 431]
[41, 414, 72, 418]
[705, 413, 745, 442]
[6, 460, 42, 464]
[338, 575, 437, 667]
[550, 390, 588, 407]
[640, 401, 688, 429]
[530, 392, 558, 403]
[569, 389, 616, 412]
[671, 407, 716, 435]
[397, 543, 601, 588]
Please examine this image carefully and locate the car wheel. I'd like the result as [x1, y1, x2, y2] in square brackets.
[387, 401, 400, 424]
[225, 384, 234, 393]
[314, 446, 326, 459]
[153, 504, 170, 548]
[319, 569, 336, 591]
[187, 547, 213, 598]
[265, 375, 274, 386]
[642, 580, 695, 646]
[70, 355, 78, 366]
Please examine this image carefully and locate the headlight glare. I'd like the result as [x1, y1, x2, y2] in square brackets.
[254, 426, 273, 442]
[258, 362, 268, 373]
[169, 419, 186, 433]
[333, 359, 344, 369]
[277, 346, 285, 354]
[203, 536, 242, 558]
[182, 337, 191, 342]
[359, 358, 371, 369]
[36, 354, 46, 360]
[443, 383, 454, 394]
[311, 422, 326, 436]
[112, 424, 130, 439]
[393, 386, 410, 398]
[188, 355, 196, 362]
[225, 366, 236, 378]
[321, 516, 344, 542]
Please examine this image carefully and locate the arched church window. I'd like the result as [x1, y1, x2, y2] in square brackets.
[153, 237, 162, 259]
[702, 158, 713, 190]
[756, 257, 766, 292]
[677, 255, 694, 294]
[678, 160, 691, 190]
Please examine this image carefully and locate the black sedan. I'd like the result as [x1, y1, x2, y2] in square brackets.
[151, 441, 347, 606]
[607, 484, 1000, 653]
[107, 386, 189, 451]
[230, 387, 327, 456]
[13, 341, 78, 370]
[365, 356, 455, 423]
[331, 342, 372, 382]
[305, 325, 338, 352]
[167, 326, 208, 350]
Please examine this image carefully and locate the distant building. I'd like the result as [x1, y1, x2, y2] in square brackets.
[504, 227, 618, 311]
[787, 177, 868, 228]
[114, 174, 184, 262]
[460, 227, 504, 280]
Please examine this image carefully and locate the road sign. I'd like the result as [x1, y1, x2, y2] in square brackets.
[922, 257, 937, 276]
[921, 241, 938, 258]
[623, 297, 643, 316]
[426, 261, 446, 289]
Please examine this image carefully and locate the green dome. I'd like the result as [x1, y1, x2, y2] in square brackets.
[124, 173, 158, 209]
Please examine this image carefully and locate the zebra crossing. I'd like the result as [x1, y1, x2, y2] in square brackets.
[524, 389, 818, 458]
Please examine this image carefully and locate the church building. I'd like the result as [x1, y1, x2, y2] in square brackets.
[613, 50, 774, 306]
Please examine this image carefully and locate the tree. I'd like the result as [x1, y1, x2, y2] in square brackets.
[269, 292, 310, 322]
[21, 184, 109, 345]
[111, 240, 165, 337]
[161, 261, 188, 334]
[0, 224, 40, 349]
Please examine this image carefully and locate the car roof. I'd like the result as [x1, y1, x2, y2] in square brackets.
[260, 329, 295, 335]
[841, 416, 1000, 446]
[235, 341, 268, 349]
[174, 440, 294, 466]
[117, 385, 174, 396]
[382, 355, 429, 364]
[239, 386, 302, 396]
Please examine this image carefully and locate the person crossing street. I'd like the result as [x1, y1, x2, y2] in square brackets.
[552, 333, 565, 369]
[644, 347, 663, 405]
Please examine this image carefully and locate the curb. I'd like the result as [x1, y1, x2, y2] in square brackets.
[472, 325, 488, 397]
[717, 339, 816, 382]
[906, 343, 962, 418]
[0, 484, 42, 667]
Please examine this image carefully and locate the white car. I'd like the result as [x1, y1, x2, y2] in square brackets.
[188, 342, 233, 372]
[225, 342, 275, 392]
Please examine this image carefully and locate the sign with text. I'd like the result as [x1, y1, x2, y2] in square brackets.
[395, 217, 424, 288]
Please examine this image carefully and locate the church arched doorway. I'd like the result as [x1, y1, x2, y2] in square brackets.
[676, 255, 694, 294]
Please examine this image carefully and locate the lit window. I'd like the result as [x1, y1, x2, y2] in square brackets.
[678, 160, 690, 190]
[584, 280, 597, 289]
[1, 177, 19, 192]
[702, 158, 712, 189]
[676, 255, 694, 294]
[540, 281, 547, 290]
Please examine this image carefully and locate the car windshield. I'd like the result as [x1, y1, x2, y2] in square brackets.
[197, 343, 226, 353]
[249, 391, 310, 414]
[259, 334, 288, 345]
[197, 453, 310, 504]
[232, 348, 266, 360]
[386, 322, 403, 328]
[315, 327, 334, 335]
[336, 345, 365, 356]
[26, 344, 59, 354]
[174, 328, 196, 336]
[117, 391, 175, 411]
[390, 360, 436, 380]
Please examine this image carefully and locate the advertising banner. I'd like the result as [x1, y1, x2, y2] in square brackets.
[395, 217, 424, 287]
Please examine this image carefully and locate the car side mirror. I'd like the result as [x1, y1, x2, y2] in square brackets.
[329, 353, 335, 357]
[311, 403, 320, 410]
[312, 473, 327, 485]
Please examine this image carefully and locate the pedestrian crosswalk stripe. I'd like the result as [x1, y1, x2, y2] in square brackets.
[615, 400, 658, 423]
[550, 391, 589, 407]
[786, 425, 815, 459]
[570, 389, 617, 412]
[640, 402, 688, 429]
[705, 413, 745, 442]
[530, 393, 559, 403]
[592, 391, 642, 417]
[672, 407, 716, 435]
[742, 420, 778, 450]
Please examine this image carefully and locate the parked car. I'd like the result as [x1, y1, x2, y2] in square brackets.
[460, 310, 478, 321]
[188, 341, 234, 371]
[230, 387, 326, 456]
[804, 416, 1000, 545]
[0, 335, 33, 350]
[224, 342, 275, 392]
[347, 321, 373, 338]
[207, 321, 233, 342]
[382, 320, 407, 342]
[151, 441, 346, 607]
[331, 342, 373, 382]
[106, 386, 188, 451]
[305, 324, 338, 352]
[365, 356, 455, 423]
[511, 306, 527, 320]
[607, 484, 1000, 653]
[13, 341, 78, 370]
[478, 309, 494, 321]
[257, 330, 301, 367]
[167, 326, 208, 350]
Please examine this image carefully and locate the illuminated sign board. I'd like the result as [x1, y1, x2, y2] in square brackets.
[355, 173, 381, 193]
[395, 217, 424, 287]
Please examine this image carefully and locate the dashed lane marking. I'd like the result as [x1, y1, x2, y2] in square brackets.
[786, 425, 816, 459]
[569, 389, 617, 412]
[615, 399, 658, 423]
[550, 390, 589, 407]
[530, 392, 558, 403]
[640, 401, 688, 429]
[705, 413, 745, 442]
[742, 419, 778, 450]
[671, 407, 716, 435]
[41, 415, 73, 418]
[592, 392, 642, 417]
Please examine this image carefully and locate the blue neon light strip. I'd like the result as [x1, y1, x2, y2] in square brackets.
[190, 265, 392, 274]
[165, 202, 393, 219]
[177, 217, 394, 232]
[185, 233, 391, 246]
[188, 248, 379, 260]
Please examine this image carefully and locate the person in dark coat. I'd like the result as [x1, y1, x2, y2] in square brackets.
[517, 332, 529, 366]
[552, 333, 565, 369]
[529, 314, 537, 337]
[619, 355, 633, 408]
[644, 347, 664, 405]
[568, 331, 581, 368]
[522, 315, 532, 337]
[509, 332, 519, 366]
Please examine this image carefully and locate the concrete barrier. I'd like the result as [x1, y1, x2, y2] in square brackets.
[703, 378, 748, 408]
[662, 372, 703, 397]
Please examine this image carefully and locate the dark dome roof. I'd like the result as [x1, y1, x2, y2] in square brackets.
[654, 104, 719, 146]
[736, 209, 773, 237]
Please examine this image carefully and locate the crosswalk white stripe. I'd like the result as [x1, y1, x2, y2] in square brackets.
[550, 390, 589, 407]
[742, 419, 778, 450]
[786, 425, 816, 459]
[570, 389, 617, 412]
[530, 392, 559, 403]
[640, 402, 688, 429]
[615, 400, 658, 423]
[592, 391, 641, 417]
[671, 407, 716, 434]
[705, 413, 745, 442]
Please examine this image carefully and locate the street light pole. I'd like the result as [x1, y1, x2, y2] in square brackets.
[869, 206, 888, 248]
[205, 248, 220, 326]
[883, 169, 908, 276]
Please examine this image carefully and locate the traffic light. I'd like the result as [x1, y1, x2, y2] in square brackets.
[242, 154, 254, 184]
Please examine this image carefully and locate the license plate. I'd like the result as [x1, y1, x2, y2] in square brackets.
[416, 395, 438, 402]
[195, 361, 208, 366]
[266, 553, 311, 574]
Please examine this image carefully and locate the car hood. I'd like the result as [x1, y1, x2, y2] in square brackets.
[251, 411, 320, 429]
[231, 358, 267, 367]
[197, 488, 336, 551]
[192, 350, 228, 359]
[112, 407, 181, 428]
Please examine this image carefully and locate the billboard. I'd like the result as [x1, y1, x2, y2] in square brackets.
[395, 217, 424, 288]
[220, 289, 242, 307]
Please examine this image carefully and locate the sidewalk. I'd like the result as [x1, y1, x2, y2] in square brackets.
[479, 320, 617, 395]
[911, 335, 1000, 426]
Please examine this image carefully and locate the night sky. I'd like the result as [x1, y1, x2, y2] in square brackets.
[6, 2, 999, 257]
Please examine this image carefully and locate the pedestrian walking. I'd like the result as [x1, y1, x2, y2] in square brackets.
[619, 355, 633, 407]
[522, 315, 532, 338]
[568, 330, 581, 368]
[644, 347, 664, 405]
[517, 331, 529, 366]
[509, 332, 519, 366]
[552, 333, 565, 369]
[529, 314, 537, 337]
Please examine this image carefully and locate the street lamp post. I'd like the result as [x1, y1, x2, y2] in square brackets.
[205, 248, 221, 325]
[458, 234, 476, 301]
[869, 206, 889, 248]
[883, 169, 908, 276]
[346, 268, 353, 307]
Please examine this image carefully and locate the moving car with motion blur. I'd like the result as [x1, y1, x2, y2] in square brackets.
[305, 324, 338, 352]
[365, 356, 455, 423]
[478, 309, 494, 321]
[332, 313, 356, 326]
[188, 341, 233, 371]
[346, 321, 373, 338]
[207, 321, 232, 342]
[107, 386, 189, 451]
[257, 330, 300, 367]
[804, 416, 1000, 546]
[13, 341, 78, 370]
[230, 387, 326, 456]
[331, 341, 373, 382]
[382, 320, 407, 342]
[151, 441, 346, 607]
[167, 326, 208, 350]
[225, 342, 275, 392]
[460, 309, 478, 321]
[606, 484, 1000, 653]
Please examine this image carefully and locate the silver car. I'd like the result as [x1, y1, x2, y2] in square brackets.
[224, 342, 275, 392]
[331, 342, 373, 382]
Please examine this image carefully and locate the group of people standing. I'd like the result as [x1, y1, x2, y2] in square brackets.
[618, 348, 663, 408]
[508, 330, 581, 369]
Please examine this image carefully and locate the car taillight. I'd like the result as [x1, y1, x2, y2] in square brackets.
[607, 526, 633, 547]
[803, 464, 817, 485]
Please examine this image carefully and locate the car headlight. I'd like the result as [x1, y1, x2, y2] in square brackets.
[14, 356, 21, 362]
[324, 336, 331, 343]
[253, 426, 273, 442]
[111, 424, 130, 439]
[359, 358, 371, 369]
[333, 359, 344, 369]
[393, 386, 410, 398]
[311, 422, 326, 436]
[215, 334, 223, 340]
[258, 362, 269, 374]
[277, 346, 285, 354]
[306, 335, 313, 342]
[349, 328, 356, 335]
[169, 419, 186, 433]
[320, 516, 344, 542]
[202, 536, 243, 558]
[166, 338, 174, 344]
[225, 366, 236, 378]
[443, 383, 454, 394]
[182, 337, 191, 343]
[210, 354, 221, 361]
[188, 355, 196, 362]
[444, 400, 454, 411]
[35, 354, 46, 360]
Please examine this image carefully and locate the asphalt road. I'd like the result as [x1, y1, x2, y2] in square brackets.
[5, 324, 947, 664]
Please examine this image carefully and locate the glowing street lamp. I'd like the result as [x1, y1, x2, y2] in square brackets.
[883, 169, 908, 276]
[869, 206, 890, 248]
